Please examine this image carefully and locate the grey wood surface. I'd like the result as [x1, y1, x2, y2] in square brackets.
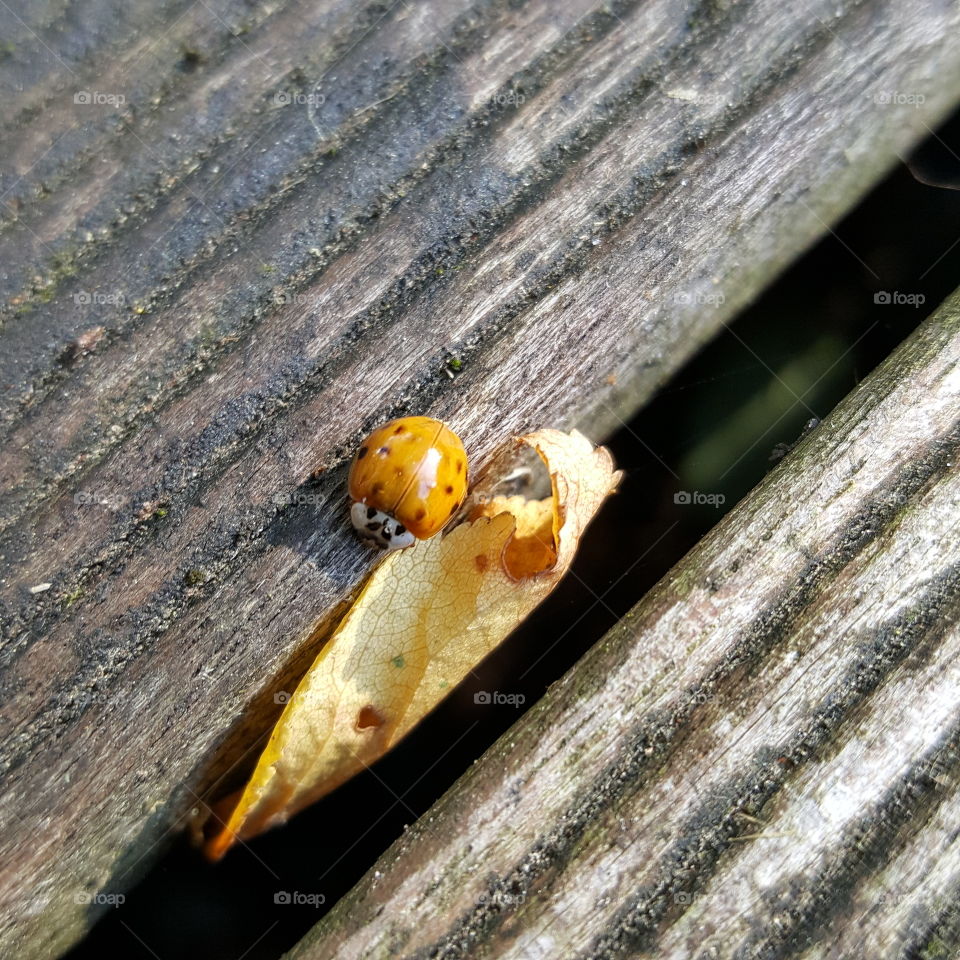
[287, 286, 960, 959]
[2, 0, 960, 956]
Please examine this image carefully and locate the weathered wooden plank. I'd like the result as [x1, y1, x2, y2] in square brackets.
[285, 285, 960, 959]
[1, 0, 960, 957]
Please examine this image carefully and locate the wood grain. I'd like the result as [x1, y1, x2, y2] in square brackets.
[1, 0, 960, 956]
[287, 284, 960, 959]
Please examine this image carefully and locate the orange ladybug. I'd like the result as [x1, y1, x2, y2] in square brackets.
[348, 416, 468, 550]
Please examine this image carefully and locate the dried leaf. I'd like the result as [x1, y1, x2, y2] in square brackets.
[205, 429, 620, 859]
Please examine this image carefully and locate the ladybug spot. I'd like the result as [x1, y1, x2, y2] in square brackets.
[415, 507, 427, 521]
[456, 460, 463, 473]
[474, 554, 489, 573]
[445, 484, 454, 494]
[357, 446, 369, 459]
[393, 425, 405, 435]
[355, 705, 385, 730]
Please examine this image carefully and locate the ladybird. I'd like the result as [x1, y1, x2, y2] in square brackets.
[348, 416, 468, 550]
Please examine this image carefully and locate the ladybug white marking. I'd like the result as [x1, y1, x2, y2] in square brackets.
[350, 502, 416, 551]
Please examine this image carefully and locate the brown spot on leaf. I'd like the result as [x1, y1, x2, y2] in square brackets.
[474, 554, 489, 573]
[355, 705, 385, 730]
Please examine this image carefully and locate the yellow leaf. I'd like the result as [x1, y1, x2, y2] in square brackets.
[205, 428, 620, 859]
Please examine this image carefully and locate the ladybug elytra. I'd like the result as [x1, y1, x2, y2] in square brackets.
[348, 416, 468, 550]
